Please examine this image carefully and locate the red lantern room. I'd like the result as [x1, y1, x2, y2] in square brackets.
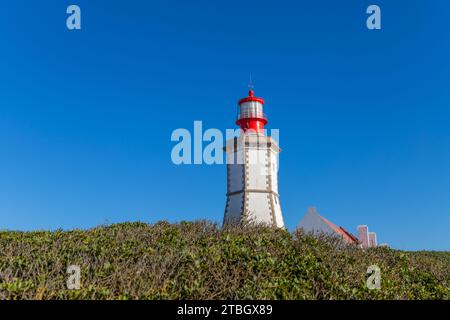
[236, 89, 268, 134]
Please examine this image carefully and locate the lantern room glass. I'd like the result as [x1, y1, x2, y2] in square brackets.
[237, 101, 265, 120]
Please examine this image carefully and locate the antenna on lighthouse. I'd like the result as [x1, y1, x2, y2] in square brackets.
[248, 73, 254, 91]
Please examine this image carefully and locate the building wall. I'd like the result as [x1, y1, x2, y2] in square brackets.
[247, 148, 269, 190]
[224, 193, 244, 224]
[224, 134, 284, 228]
[298, 208, 335, 235]
[369, 232, 378, 247]
[358, 225, 370, 248]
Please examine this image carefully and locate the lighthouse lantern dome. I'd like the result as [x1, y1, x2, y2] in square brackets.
[236, 89, 268, 134]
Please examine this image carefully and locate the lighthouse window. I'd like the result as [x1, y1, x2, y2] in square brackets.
[239, 102, 263, 119]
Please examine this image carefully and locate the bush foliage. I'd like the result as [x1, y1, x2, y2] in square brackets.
[0, 221, 448, 300]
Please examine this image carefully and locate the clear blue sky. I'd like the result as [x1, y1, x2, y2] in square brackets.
[1, 1, 449, 251]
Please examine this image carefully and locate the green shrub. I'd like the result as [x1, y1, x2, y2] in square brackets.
[0, 221, 448, 300]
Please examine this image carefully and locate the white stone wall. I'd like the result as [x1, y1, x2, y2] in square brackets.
[224, 133, 284, 228]
[224, 193, 244, 224]
[247, 148, 268, 190]
[271, 193, 284, 227]
[228, 164, 243, 193]
[246, 193, 272, 224]
[269, 149, 279, 194]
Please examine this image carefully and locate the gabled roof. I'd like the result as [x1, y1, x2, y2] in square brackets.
[298, 207, 359, 245]
[319, 215, 358, 244]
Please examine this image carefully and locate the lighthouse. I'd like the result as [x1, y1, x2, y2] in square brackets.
[223, 89, 285, 228]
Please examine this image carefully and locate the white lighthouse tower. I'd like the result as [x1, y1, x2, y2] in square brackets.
[223, 89, 285, 228]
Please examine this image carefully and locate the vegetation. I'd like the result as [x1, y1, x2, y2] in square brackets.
[0, 221, 448, 300]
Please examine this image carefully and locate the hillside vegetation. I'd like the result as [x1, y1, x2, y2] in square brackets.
[0, 221, 448, 300]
